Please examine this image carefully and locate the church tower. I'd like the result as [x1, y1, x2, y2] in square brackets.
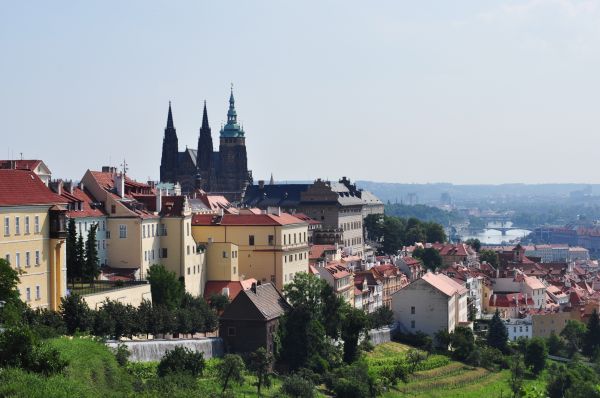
[218, 87, 250, 195]
[196, 101, 213, 191]
[160, 102, 179, 183]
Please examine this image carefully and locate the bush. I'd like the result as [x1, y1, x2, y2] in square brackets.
[280, 373, 316, 398]
[157, 346, 205, 378]
[114, 344, 130, 367]
[392, 330, 432, 351]
[27, 343, 68, 375]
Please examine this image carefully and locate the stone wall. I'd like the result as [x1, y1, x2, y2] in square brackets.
[82, 284, 152, 310]
[107, 338, 224, 362]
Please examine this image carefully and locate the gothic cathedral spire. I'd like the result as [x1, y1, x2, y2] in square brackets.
[160, 101, 179, 183]
[197, 100, 213, 186]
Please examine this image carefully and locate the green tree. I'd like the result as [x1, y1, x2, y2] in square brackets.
[364, 214, 384, 242]
[479, 250, 499, 268]
[321, 283, 344, 339]
[0, 258, 20, 304]
[84, 223, 100, 284]
[405, 225, 427, 245]
[424, 222, 446, 243]
[547, 331, 565, 356]
[66, 218, 78, 284]
[465, 238, 481, 252]
[249, 347, 273, 396]
[509, 354, 525, 398]
[340, 306, 369, 363]
[136, 299, 153, 338]
[487, 310, 508, 353]
[60, 294, 92, 334]
[382, 216, 406, 254]
[280, 373, 315, 398]
[412, 247, 442, 270]
[583, 309, 600, 358]
[216, 354, 246, 393]
[283, 272, 326, 311]
[75, 233, 86, 281]
[561, 320, 586, 357]
[524, 337, 548, 375]
[279, 305, 329, 371]
[449, 326, 474, 361]
[101, 300, 136, 339]
[147, 264, 184, 310]
[406, 349, 426, 374]
[157, 346, 205, 378]
[208, 293, 229, 312]
[368, 306, 394, 329]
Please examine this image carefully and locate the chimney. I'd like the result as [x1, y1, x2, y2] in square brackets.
[156, 188, 162, 213]
[251, 282, 257, 294]
[115, 172, 125, 198]
[174, 182, 182, 196]
[258, 180, 265, 189]
[493, 294, 497, 307]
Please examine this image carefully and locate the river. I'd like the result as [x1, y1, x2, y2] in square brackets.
[459, 222, 531, 245]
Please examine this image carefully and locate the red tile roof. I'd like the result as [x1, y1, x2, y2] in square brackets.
[422, 272, 468, 296]
[309, 244, 337, 260]
[203, 279, 257, 301]
[0, 159, 43, 171]
[490, 292, 534, 308]
[61, 187, 106, 218]
[293, 213, 321, 225]
[192, 212, 307, 226]
[0, 170, 65, 206]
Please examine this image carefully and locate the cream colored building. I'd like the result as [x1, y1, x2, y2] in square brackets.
[0, 169, 67, 310]
[81, 168, 205, 296]
[192, 210, 309, 290]
[391, 272, 469, 336]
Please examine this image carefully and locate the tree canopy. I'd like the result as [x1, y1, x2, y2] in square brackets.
[147, 264, 184, 310]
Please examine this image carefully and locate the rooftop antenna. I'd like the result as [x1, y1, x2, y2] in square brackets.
[120, 159, 128, 175]
[20, 152, 23, 160]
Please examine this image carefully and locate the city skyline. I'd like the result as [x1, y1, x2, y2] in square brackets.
[2, 1, 600, 184]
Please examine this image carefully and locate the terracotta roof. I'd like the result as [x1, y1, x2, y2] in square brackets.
[293, 213, 321, 225]
[192, 212, 307, 226]
[309, 244, 337, 260]
[62, 187, 105, 218]
[203, 279, 257, 301]
[0, 170, 65, 206]
[421, 272, 468, 296]
[490, 292, 534, 308]
[0, 159, 43, 171]
[524, 275, 546, 290]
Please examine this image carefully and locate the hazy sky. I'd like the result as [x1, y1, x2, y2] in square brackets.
[1, 1, 600, 185]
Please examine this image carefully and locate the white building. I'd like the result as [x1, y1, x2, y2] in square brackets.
[506, 317, 533, 341]
[391, 272, 469, 337]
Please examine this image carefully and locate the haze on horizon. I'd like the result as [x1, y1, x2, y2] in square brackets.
[1, 1, 599, 185]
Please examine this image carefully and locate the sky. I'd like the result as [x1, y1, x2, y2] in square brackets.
[1, 1, 600, 185]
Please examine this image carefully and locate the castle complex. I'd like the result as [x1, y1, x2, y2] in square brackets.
[159, 89, 252, 201]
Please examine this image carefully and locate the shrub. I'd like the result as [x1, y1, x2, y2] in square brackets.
[114, 343, 130, 367]
[280, 373, 316, 398]
[157, 346, 205, 378]
[27, 343, 68, 375]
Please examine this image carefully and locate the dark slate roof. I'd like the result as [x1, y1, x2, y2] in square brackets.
[221, 283, 289, 321]
[243, 184, 310, 208]
[178, 148, 198, 167]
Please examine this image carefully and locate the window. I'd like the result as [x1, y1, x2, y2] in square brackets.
[3, 217, 9, 235]
[106, 230, 111, 239]
[152, 250, 155, 260]
[143, 225, 146, 238]
[102, 221, 105, 231]
[35, 285, 40, 300]
[144, 251, 148, 261]
[411, 320, 415, 329]
[411, 306, 415, 314]
[284, 235, 287, 245]
[223, 251, 228, 258]
[294, 233, 297, 244]
[15, 253, 20, 268]
[249, 235, 255, 246]
[26, 287, 31, 302]
[186, 222, 190, 236]
[24, 216, 30, 234]
[304, 232, 306, 242]
[5, 254, 9, 264]
[227, 327, 236, 336]
[15, 217, 20, 235]
[162, 248, 168, 258]
[268, 235, 274, 246]
[102, 240, 106, 250]
[161, 224, 167, 236]
[34, 216, 40, 233]
[233, 266, 236, 274]
[25, 252, 30, 267]
[187, 246, 190, 255]
[111, 205, 116, 214]
[35, 251, 40, 265]
[119, 224, 127, 238]
[187, 267, 190, 275]
[84, 221, 88, 231]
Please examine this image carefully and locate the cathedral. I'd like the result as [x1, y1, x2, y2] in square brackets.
[159, 89, 252, 201]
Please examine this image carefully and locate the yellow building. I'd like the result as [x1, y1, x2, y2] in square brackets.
[0, 169, 67, 310]
[192, 210, 309, 290]
[81, 168, 205, 296]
